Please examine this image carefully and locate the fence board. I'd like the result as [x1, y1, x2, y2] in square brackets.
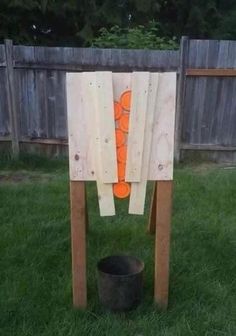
[1, 39, 236, 161]
[0, 44, 9, 136]
[183, 39, 236, 149]
[13, 45, 179, 71]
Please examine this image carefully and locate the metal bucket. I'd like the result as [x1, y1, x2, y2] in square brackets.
[97, 255, 144, 312]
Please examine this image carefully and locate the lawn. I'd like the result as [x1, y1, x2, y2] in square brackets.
[0, 155, 235, 336]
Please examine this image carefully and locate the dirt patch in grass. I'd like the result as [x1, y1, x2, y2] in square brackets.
[0, 171, 54, 183]
[182, 162, 236, 175]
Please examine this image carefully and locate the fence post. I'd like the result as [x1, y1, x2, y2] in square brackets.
[4, 39, 19, 157]
[174, 36, 189, 163]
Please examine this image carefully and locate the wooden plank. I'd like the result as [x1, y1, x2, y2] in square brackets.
[20, 137, 68, 145]
[66, 73, 96, 181]
[186, 68, 236, 76]
[57, 72, 67, 138]
[13, 45, 179, 71]
[0, 68, 9, 137]
[148, 73, 177, 181]
[95, 71, 117, 183]
[175, 36, 189, 162]
[4, 39, 19, 157]
[154, 180, 173, 310]
[70, 181, 87, 309]
[147, 182, 157, 234]
[83, 72, 115, 216]
[129, 73, 159, 214]
[125, 72, 150, 182]
[112, 72, 131, 100]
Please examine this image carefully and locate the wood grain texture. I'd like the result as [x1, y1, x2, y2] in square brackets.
[2, 40, 236, 160]
[83, 72, 115, 216]
[148, 72, 177, 181]
[95, 71, 117, 183]
[70, 181, 87, 309]
[154, 180, 173, 310]
[112, 72, 131, 100]
[66, 73, 96, 181]
[175, 36, 189, 162]
[126, 72, 150, 182]
[186, 68, 236, 76]
[13, 45, 179, 71]
[129, 73, 159, 214]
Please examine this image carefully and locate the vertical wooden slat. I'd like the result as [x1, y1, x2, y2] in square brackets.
[174, 36, 189, 162]
[125, 72, 150, 182]
[95, 71, 117, 183]
[70, 181, 87, 308]
[83, 72, 115, 216]
[154, 180, 173, 310]
[4, 39, 19, 157]
[129, 73, 159, 214]
[148, 73, 177, 181]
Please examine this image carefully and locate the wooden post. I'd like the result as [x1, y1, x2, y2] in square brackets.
[154, 180, 173, 310]
[4, 39, 19, 157]
[174, 36, 189, 163]
[147, 182, 157, 234]
[70, 181, 87, 308]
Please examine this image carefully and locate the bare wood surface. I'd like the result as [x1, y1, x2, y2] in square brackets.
[129, 73, 159, 214]
[70, 181, 87, 308]
[66, 73, 96, 181]
[186, 68, 236, 76]
[147, 182, 157, 234]
[95, 71, 117, 183]
[148, 73, 177, 180]
[126, 72, 150, 182]
[154, 180, 173, 310]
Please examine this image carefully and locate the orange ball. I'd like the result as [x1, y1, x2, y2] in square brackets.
[114, 101, 122, 120]
[113, 182, 131, 198]
[117, 145, 127, 163]
[120, 90, 131, 111]
[115, 129, 125, 147]
[117, 162, 126, 181]
[119, 114, 129, 133]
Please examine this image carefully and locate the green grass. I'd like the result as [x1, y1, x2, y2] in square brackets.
[0, 156, 235, 335]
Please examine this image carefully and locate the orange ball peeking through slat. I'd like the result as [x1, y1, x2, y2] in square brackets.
[120, 90, 131, 111]
[117, 145, 127, 164]
[115, 129, 125, 147]
[117, 162, 126, 181]
[113, 90, 131, 199]
[114, 101, 122, 120]
[119, 114, 129, 133]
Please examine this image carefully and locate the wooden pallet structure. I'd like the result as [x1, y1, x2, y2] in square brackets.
[66, 71, 176, 310]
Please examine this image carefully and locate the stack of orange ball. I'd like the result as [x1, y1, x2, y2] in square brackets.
[113, 90, 131, 199]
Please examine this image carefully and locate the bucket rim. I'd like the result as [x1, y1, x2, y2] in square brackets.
[97, 254, 145, 278]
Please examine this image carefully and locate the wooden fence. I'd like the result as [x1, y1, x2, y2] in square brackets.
[1, 38, 236, 162]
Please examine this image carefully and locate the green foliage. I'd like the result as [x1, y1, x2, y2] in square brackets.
[0, 0, 236, 46]
[92, 23, 178, 49]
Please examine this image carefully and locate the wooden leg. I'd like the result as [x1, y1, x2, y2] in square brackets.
[85, 184, 89, 233]
[154, 180, 173, 310]
[70, 181, 87, 309]
[147, 182, 157, 234]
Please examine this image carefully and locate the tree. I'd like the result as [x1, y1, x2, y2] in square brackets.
[92, 22, 178, 49]
[0, 0, 236, 47]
